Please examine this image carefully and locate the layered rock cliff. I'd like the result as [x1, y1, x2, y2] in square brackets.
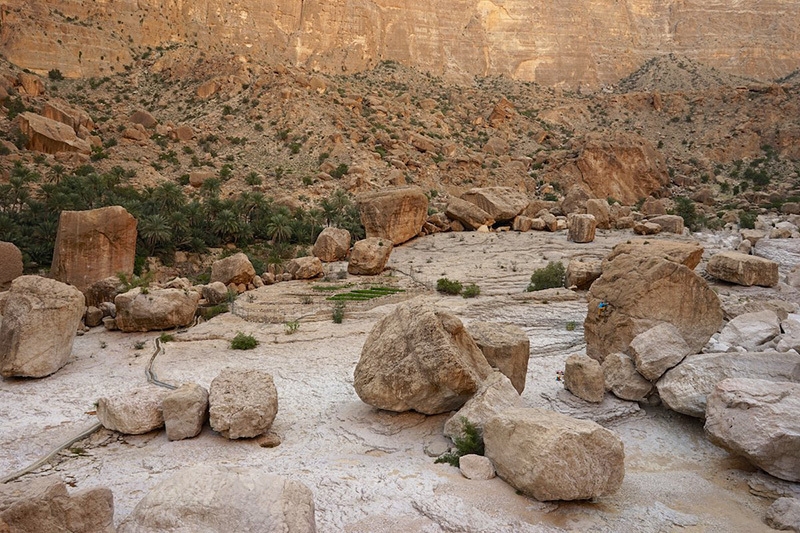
[2, 0, 799, 86]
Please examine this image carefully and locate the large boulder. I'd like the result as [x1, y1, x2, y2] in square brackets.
[210, 253, 255, 286]
[628, 322, 692, 381]
[0, 477, 114, 533]
[766, 498, 800, 532]
[601, 352, 653, 401]
[705, 378, 800, 482]
[567, 213, 597, 243]
[356, 186, 427, 245]
[347, 238, 393, 275]
[312, 227, 351, 262]
[50, 206, 138, 292]
[14, 111, 92, 154]
[443, 371, 522, 439]
[162, 383, 208, 441]
[656, 351, 800, 418]
[209, 369, 278, 439]
[718, 310, 781, 350]
[459, 187, 529, 223]
[584, 250, 722, 362]
[466, 322, 530, 394]
[85, 276, 126, 308]
[706, 251, 779, 287]
[484, 408, 625, 501]
[585, 199, 611, 229]
[648, 215, 684, 234]
[603, 239, 704, 270]
[445, 197, 495, 230]
[0, 241, 23, 289]
[565, 258, 602, 290]
[114, 287, 200, 332]
[0, 276, 85, 378]
[286, 256, 323, 280]
[353, 299, 492, 414]
[96, 386, 170, 434]
[117, 465, 316, 533]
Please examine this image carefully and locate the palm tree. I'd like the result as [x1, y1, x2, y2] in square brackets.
[137, 214, 173, 256]
[266, 210, 293, 243]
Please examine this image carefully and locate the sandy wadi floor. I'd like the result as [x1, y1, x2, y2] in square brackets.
[0, 229, 791, 532]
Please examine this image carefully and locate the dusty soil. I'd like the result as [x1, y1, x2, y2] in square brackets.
[1, 229, 794, 532]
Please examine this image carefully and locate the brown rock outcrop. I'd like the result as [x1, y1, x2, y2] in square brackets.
[15, 112, 91, 154]
[356, 186, 427, 245]
[312, 227, 351, 262]
[347, 238, 393, 276]
[445, 197, 495, 230]
[706, 251, 779, 287]
[51, 206, 138, 292]
[43, 99, 94, 133]
[0, 241, 23, 289]
[460, 187, 529, 223]
[210, 253, 256, 286]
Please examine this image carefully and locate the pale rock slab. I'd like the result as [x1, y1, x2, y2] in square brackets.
[765, 497, 800, 532]
[209, 369, 278, 439]
[629, 322, 692, 381]
[657, 351, 800, 418]
[706, 251, 779, 287]
[96, 386, 170, 434]
[117, 465, 315, 533]
[466, 322, 530, 393]
[354, 299, 492, 415]
[459, 455, 496, 480]
[162, 383, 209, 441]
[602, 352, 654, 401]
[484, 408, 625, 501]
[0, 276, 85, 378]
[347, 238, 393, 275]
[705, 378, 800, 482]
[718, 310, 781, 351]
[443, 371, 522, 439]
[564, 353, 605, 403]
[312, 227, 351, 262]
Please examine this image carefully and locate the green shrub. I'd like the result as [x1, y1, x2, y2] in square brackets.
[284, 320, 300, 335]
[159, 333, 175, 343]
[739, 210, 757, 229]
[231, 332, 258, 350]
[566, 321, 577, 331]
[527, 262, 565, 291]
[670, 196, 699, 231]
[332, 302, 345, 324]
[436, 277, 463, 295]
[462, 283, 480, 298]
[434, 418, 485, 467]
[48, 69, 64, 81]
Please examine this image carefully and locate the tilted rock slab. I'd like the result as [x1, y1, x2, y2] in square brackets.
[0, 276, 85, 378]
[566, 258, 602, 290]
[460, 187, 529, 223]
[657, 351, 800, 418]
[0, 477, 115, 533]
[484, 408, 625, 501]
[602, 352, 653, 402]
[466, 322, 530, 394]
[210, 252, 255, 286]
[312, 227, 351, 262]
[115, 287, 199, 332]
[705, 378, 800, 482]
[50, 206, 138, 292]
[629, 322, 692, 381]
[209, 369, 278, 439]
[354, 299, 492, 414]
[603, 239, 704, 270]
[162, 383, 208, 441]
[585, 252, 722, 362]
[445, 197, 495, 230]
[347, 237, 393, 275]
[443, 371, 522, 440]
[706, 251, 779, 287]
[118, 465, 315, 533]
[97, 386, 170, 434]
[356, 186, 427, 245]
[15, 111, 91, 154]
[765, 497, 800, 532]
[648, 214, 684, 234]
[718, 310, 781, 351]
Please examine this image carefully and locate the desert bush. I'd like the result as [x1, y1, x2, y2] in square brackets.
[231, 332, 258, 350]
[332, 302, 345, 324]
[434, 418, 485, 467]
[284, 320, 300, 335]
[670, 196, 699, 231]
[436, 277, 463, 295]
[462, 283, 481, 298]
[527, 262, 565, 291]
[48, 69, 64, 80]
[739, 210, 757, 229]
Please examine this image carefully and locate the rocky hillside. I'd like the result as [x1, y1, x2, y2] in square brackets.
[1, 0, 799, 87]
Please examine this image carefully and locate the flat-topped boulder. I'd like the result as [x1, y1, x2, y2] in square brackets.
[706, 251, 779, 287]
[356, 186, 427, 245]
[97, 386, 171, 434]
[604, 239, 704, 270]
[460, 187, 529, 223]
[114, 287, 200, 332]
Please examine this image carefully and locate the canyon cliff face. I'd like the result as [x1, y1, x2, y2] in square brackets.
[2, 0, 799, 86]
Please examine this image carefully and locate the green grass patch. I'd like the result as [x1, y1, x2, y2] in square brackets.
[326, 286, 404, 301]
[231, 332, 258, 350]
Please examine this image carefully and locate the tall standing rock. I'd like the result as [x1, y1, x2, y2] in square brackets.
[584, 250, 722, 362]
[466, 322, 530, 394]
[356, 186, 428, 245]
[51, 206, 138, 292]
[354, 299, 492, 414]
[0, 276, 85, 378]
